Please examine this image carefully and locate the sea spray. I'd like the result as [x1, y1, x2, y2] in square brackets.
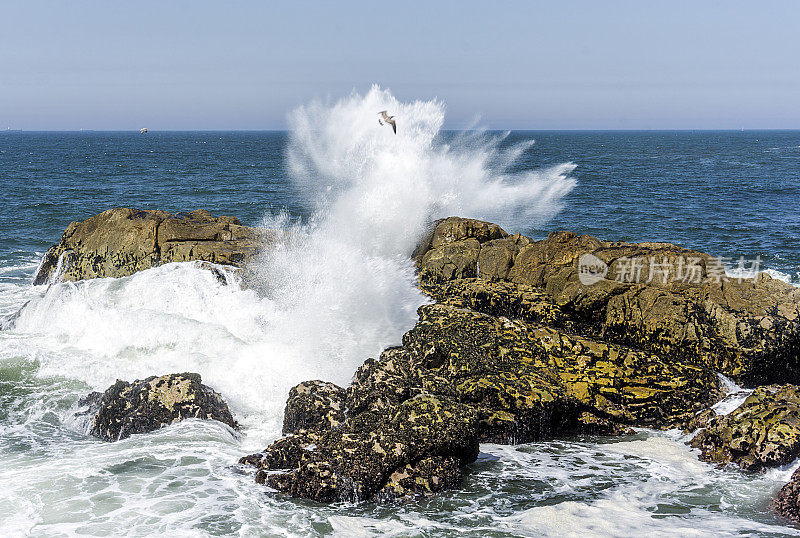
[287, 85, 577, 255]
[9, 86, 577, 438]
[238, 84, 578, 412]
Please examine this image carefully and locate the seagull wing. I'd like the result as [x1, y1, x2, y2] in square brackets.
[387, 118, 396, 134]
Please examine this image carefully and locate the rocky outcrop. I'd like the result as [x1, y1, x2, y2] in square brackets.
[690, 385, 800, 471]
[33, 208, 269, 284]
[415, 217, 800, 385]
[688, 384, 800, 520]
[242, 282, 722, 502]
[775, 467, 800, 522]
[80, 373, 237, 441]
[409, 219, 800, 512]
[242, 294, 712, 502]
[374, 456, 463, 502]
[241, 394, 479, 502]
[44, 211, 799, 503]
[239, 216, 800, 503]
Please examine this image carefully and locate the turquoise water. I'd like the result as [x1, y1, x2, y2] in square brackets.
[1, 123, 800, 536]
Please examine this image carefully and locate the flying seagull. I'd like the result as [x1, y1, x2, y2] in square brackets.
[378, 111, 396, 134]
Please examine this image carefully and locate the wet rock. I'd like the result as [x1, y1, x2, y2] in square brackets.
[422, 278, 565, 327]
[682, 408, 718, 433]
[86, 373, 237, 441]
[242, 395, 479, 503]
[689, 385, 800, 471]
[399, 303, 577, 443]
[282, 380, 346, 434]
[402, 303, 720, 436]
[33, 208, 270, 284]
[774, 467, 800, 522]
[243, 287, 720, 503]
[576, 412, 636, 436]
[240, 430, 323, 473]
[373, 456, 462, 502]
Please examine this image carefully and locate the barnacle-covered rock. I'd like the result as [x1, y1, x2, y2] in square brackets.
[774, 466, 800, 522]
[83, 373, 237, 441]
[242, 395, 479, 502]
[690, 384, 800, 471]
[374, 456, 462, 502]
[416, 218, 800, 384]
[282, 380, 346, 434]
[239, 216, 800, 504]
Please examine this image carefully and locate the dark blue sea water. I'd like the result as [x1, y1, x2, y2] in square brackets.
[3, 130, 799, 281]
[2, 128, 800, 536]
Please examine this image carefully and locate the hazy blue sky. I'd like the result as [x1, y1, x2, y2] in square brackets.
[1, 1, 798, 130]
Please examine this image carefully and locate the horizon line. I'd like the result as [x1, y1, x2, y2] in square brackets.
[3, 128, 800, 133]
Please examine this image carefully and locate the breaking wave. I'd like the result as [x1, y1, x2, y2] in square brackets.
[7, 86, 577, 435]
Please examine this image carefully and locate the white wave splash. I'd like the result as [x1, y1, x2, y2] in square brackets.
[287, 84, 576, 255]
[6, 86, 577, 438]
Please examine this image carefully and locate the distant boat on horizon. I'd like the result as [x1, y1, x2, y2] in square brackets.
[140, 128, 148, 134]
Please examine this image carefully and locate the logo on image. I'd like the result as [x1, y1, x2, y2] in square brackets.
[578, 253, 608, 285]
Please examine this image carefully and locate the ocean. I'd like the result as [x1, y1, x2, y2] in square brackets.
[2, 88, 800, 536]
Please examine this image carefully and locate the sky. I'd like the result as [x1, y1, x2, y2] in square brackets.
[1, 1, 798, 130]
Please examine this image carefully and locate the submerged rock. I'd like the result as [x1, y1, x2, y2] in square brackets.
[689, 384, 800, 471]
[83, 373, 237, 441]
[33, 208, 270, 284]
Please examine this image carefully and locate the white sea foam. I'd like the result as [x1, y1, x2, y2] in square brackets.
[0, 85, 580, 534]
[322, 433, 800, 537]
[726, 266, 798, 287]
[764, 268, 793, 284]
[712, 374, 754, 416]
[287, 85, 576, 251]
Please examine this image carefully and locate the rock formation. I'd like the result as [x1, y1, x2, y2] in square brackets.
[416, 217, 800, 385]
[690, 385, 800, 471]
[33, 208, 269, 285]
[38, 210, 800, 505]
[240, 216, 800, 502]
[282, 380, 347, 434]
[79, 373, 237, 441]
[241, 393, 479, 502]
